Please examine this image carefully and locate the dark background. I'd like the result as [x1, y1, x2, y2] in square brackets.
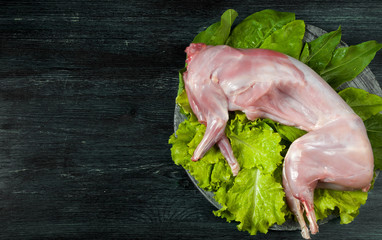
[1, 0, 382, 239]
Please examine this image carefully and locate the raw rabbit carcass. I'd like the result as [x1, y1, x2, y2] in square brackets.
[183, 43, 374, 239]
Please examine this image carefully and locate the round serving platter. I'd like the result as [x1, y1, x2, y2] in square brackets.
[173, 24, 382, 231]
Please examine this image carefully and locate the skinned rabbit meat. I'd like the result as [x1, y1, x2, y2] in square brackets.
[182, 43, 374, 239]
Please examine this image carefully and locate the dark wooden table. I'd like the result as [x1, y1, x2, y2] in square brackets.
[1, 1, 382, 239]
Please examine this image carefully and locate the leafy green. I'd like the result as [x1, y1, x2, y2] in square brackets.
[259, 20, 305, 59]
[210, 159, 234, 189]
[177, 67, 186, 96]
[170, 112, 287, 234]
[321, 40, 382, 89]
[364, 114, 382, 170]
[176, 89, 197, 121]
[262, 119, 307, 143]
[274, 125, 306, 143]
[169, 120, 199, 166]
[226, 113, 284, 173]
[169, 119, 231, 191]
[314, 189, 368, 224]
[300, 26, 342, 72]
[339, 87, 382, 121]
[214, 168, 287, 235]
[193, 9, 238, 45]
[226, 9, 295, 49]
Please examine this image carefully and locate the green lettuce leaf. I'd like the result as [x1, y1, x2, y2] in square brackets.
[176, 89, 197, 121]
[177, 67, 186, 96]
[226, 9, 295, 49]
[214, 168, 287, 235]
[170, 112, 287, 234]
[260, 20, 305, 59]
[364, 114, 382, 170]
[262, 119, 307, 143]
[169, 119, 200, 167]
[314, 189, 368, 224]
[169, 119, 232, 191]
[300, 26, 342, 73]
[193, 9, 238, 45]
[170, 9, 382, 237]
[339, 87, 382, 121]
[210, 159, 234, 189]
[321, 40, 382, 89]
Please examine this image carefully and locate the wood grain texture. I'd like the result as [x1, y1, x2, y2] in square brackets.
[1, 0, 382, 239]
